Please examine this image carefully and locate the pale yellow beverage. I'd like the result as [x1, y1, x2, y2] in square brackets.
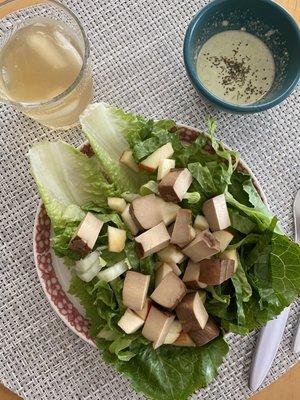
[0, 18, 92, 128]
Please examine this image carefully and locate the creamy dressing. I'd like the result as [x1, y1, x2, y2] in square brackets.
[196, 30, 275, 105]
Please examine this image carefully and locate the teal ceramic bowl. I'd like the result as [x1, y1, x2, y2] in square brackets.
[184, 0, 300, 113]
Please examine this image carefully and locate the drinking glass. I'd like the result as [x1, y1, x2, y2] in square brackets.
[0, 0, 93, 129]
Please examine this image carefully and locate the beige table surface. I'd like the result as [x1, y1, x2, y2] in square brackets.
[1, 0, 299, 399]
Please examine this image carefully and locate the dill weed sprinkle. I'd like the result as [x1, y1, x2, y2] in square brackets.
[196, 30, 275, 105]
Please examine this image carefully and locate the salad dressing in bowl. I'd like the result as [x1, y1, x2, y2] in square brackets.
[183, 0, 300, 113]
[196, 30, 275, 105]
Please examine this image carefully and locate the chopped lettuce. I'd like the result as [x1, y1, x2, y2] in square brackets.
[227, 170, 281, 233]
[139, 180, 158, 196]
[206, 221, 300, 334]
[183, 191, 201, 204]
[125, 119, 178, 162]
[188, 161, 231, 199]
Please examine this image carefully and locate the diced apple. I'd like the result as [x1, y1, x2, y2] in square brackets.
[108, 226, 126, 252]
[219, 248, 239, 272]
[139, 143, 174, 172]
[193, 215, 209, 231]
[157, 158, 175, 180]
[157, 244, 185, 264]
[156, 197, 181, 225]
[107, 197, 127, 213]
[212, 230, 234, 252]
[118, 309, 144, 334]
[120, 150, 139, 172]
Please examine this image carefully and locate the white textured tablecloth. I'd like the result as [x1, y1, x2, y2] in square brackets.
[0, 0, 299, 399]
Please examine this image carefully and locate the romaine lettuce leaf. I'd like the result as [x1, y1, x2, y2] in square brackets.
[226, 191, 277, 233]
[227, 170, 280, 233]
[206, 222, 300, 334]
[230, 257, 252, 326]
[29, 141, 116, 226]
[130, 125, 178, 161]
[104, 336, 229, 400]
[188, 161, 231, 198]
[80, 102, 148, 192]
[69, 274, 148, 361]
[228, 207, 257, 234]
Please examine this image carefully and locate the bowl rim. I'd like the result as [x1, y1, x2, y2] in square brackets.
[183, 0, 300, 113]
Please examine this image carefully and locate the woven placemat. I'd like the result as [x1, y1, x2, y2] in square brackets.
[0, 0, 299, 399]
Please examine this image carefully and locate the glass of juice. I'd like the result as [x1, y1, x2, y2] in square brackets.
[0, 0, 93, 129]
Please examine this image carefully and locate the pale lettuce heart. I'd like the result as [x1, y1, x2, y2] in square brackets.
[29, 141, 115, 226]
[80, 102, 147, 192]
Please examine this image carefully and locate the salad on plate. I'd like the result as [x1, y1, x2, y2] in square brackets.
[29, 103, 300, 400]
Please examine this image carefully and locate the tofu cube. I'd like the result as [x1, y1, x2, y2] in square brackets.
[123, 271, 150, 311]
[202, 194, 231, 231]
[69, 212, 103, 256]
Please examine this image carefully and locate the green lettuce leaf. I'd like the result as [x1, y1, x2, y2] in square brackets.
[69, 274, 148, 361]
[52, 223, 80, 262]
[188, 161, 231, 198]
[68, 275, 105, 336]
[183, 117, 239, 200]
[80, 102, 148, 192]
[228, 207, 257, 234]
[104, 336, 229, 400]
[125, 118, 178, 162]
[226, 191, 277, 233]
[207, 224, 300, 334]
[230, 257, 252, 326]
[226, 170, 281, 233]
[130, 127, 178, 161]
[29, 141, 116, 226]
